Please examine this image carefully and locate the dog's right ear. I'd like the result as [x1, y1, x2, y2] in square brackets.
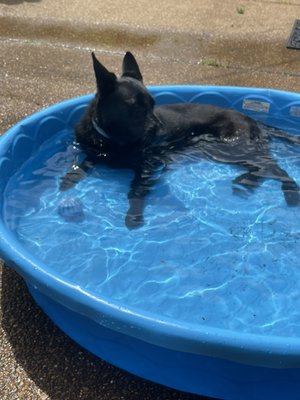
[122, 52, 143, 82]
[92, 52, 117, 95]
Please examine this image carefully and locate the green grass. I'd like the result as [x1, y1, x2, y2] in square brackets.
[202, 58, 228, 68]
[237, 5, 246, 14]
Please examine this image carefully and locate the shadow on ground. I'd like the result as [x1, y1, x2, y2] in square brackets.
[1, 265, 212, 400]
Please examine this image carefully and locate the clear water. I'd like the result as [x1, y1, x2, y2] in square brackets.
[4, 127, 300, 338]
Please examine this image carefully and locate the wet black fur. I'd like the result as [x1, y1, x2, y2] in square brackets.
[60, 52, 300, 229]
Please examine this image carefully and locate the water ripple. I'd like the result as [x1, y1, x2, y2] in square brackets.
[4, 129, 300, 338]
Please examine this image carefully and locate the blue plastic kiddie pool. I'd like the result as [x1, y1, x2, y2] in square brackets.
[1, 86, 300, 400]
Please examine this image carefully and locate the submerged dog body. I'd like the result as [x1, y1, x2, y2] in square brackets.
[60, 52, 300, 228]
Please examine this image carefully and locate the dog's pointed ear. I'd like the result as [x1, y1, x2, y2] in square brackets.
[121, 51, 143, 82]
[92, 52, 117, 95]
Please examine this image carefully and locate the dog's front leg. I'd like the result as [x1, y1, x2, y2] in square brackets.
[126, 195, 145, 229]
[59, 158, 93, 191]
[126, 161, 165, 229]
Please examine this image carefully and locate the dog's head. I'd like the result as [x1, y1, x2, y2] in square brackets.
[91, 52, 160, 146]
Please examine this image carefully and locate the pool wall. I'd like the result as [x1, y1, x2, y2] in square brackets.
[28, 283, 300, 400]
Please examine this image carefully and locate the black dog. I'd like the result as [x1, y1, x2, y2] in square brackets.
[60, 51, 300, 229]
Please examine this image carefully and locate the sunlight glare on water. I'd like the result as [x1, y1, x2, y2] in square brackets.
[4, 127, 300, 337]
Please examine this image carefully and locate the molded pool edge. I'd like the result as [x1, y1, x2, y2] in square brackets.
[1, 86, 300, 369]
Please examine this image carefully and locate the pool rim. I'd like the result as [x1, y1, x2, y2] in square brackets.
[1, 85, 300, 369]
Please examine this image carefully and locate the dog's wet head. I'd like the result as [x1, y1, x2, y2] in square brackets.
[92, 52, 159, 146]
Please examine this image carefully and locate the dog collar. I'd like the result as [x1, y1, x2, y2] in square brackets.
[92, 118, 111, 140]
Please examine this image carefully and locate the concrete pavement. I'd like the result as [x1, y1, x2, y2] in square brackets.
[1, 1, 300, 399]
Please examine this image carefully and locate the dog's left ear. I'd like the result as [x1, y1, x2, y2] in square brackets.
[121, 52, 143, 82]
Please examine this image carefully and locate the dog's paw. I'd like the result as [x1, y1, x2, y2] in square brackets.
[59, 177, 76, 192]
[232, 183, 253, 199]
[59, 167, 88, 192]
[59, 171, 82, 191]
[282, 182, 300, 206]
[284, 191, 300, 207]
[125, 212, 144, 230]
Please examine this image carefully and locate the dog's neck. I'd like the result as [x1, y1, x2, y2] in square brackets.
[92, 117, 111, 140]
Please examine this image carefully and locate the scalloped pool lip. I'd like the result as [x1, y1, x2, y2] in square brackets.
[1, 85, 300, 369]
